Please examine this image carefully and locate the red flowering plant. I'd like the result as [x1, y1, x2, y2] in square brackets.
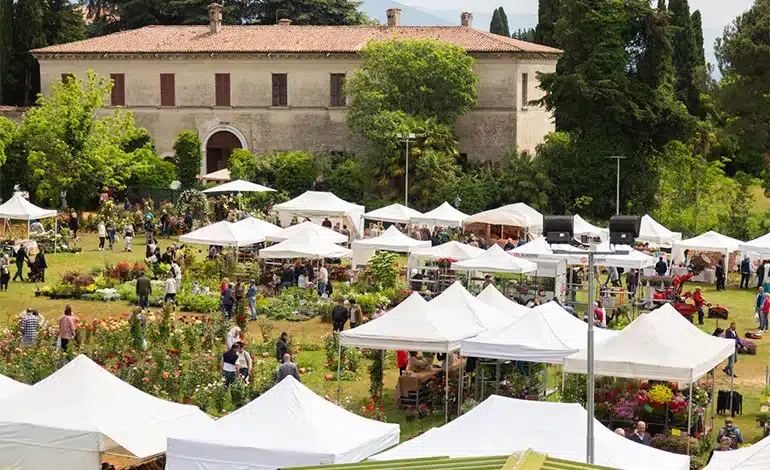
[435, 257, 458, 269]
[360, 396, 388, 422]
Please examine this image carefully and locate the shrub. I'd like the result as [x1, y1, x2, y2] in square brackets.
[650, 433, 698, 455]
[326, 159, 365, 204]
[176, 291, 220, 313]
[229, 150, 316, 198]
[174, 131, 202, 189]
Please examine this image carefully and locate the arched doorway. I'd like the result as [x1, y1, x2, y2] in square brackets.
[205, 130, 242, 174]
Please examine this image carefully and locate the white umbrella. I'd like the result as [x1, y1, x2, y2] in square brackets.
[202, 179, 274, 194]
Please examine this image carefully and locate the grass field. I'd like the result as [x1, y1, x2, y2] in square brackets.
[1, 232, 767, 447]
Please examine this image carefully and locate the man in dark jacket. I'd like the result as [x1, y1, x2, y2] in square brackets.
[740, 256, 752, 289]
[276, 332, 290, 362]
[716, 255, 726, 291]
[33, 248, 47, 282]
[331, 298, 348, 332]
[136, 273, 152, 309]
[655, 256, 668, 276]
[13, 245, 29, 282]
[629, 421, 651, 445]
[221, 283, 235, 320]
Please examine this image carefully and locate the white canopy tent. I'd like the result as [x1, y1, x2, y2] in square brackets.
[739, 232, 770, 256]
[369, 395, 689, 470]
[233, 216, 283, 240]
[511, 236, 585, 263]
[352, 226, 431, 266]
[266, 221, 348, 244]
[476, 284, 531, 317]
[704, 434, 770, 469]
[0, 374, 29, 401]
[409, 202, 468, 228]
[179, 220, 266, 247]
[461, 301, 618, 364]
[573, 215, 608, 241]
[201, 179, 274, 194]
[452, 244, 538, 274]
[672, 231, 742, 264]
[407, 241, 485, 267]
[259, 238, 352, 259]
[0, 192, 58, 241]
[430, 282, 517, 331]
[166, 377, 399, 470]
[511, 236, 655, 270]
[0, 355, 212, 470]
[363, 204, 423, 224]
[637, 214, 682, 246]
[463, 203, 543, 236]
[273, 191, 365, 238]
[564, 304, 735, 382]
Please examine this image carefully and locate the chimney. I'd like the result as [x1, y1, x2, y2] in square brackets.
[278, 18, 292, 26]
[386, 8, 401, 27]
[461, 12, 473, 28]
[208, 3, 223, 34]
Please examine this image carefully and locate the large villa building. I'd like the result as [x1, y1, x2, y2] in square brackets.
[31, 4, 560, 175]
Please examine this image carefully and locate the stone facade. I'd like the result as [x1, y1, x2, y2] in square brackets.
[36, 49, 556, 174]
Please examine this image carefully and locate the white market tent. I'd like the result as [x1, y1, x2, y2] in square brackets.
[0, 192, 58, 240]
[0, 355, 212, 470]
[0, 374, 29, 401]
[201, 179, 275, 194]
[452, 244, 538, 274]
[179, 220, 265, 247]
[339, 292, 485, 353]
[259, 237, 353, 259]
[704, 434, 770, 470]
[564, 304, 735, 382]
[410, 202, 468, 227]
[511, 236, 655, 270]
[233, 216, 283, 240]
[363, 204, 423, 224]
[166, 376, 399, 470]
[429, 281, 516, 331]
[369, 395, 689, 470]
[352, 226, 431, 266]
[573, 214, 608, 241]
[476, 284, 532, 317]
[740, 232, 770, 256]
[637, 214, 682, 246]
[267, 221, 348, 244]
[672, 230, 742, 264]
[511, 236, 584, 263]
[407, 241, 485, 266]
[461, 301, 618, 364]
[273, 191, 365, 238]
[463, 203, 543, 236]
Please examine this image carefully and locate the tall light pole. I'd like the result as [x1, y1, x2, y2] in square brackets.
[608, 156, 626, 215]
[397, 133, 416, 207]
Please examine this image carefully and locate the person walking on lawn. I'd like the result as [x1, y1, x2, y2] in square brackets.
[693, 287, 707, 325]
[34, 248, 47, 282]
[222, 283, 235, 320]
[136, 272, 152, 309]
[12, 245, 28, 282]
[277, 353, 301, 383]
[57, 305, 77, 352]
[318, 263, 329, 297]
[0, 253, 10, 291]
[123, 222, 134, 252]
[761, 292, 770, 333]
[757, 287, 766, 329]
[349, 298, 363, 329]
[276, 332, 290, 362]
[331, 298, 348, 332]
[740, 256, 752, 289]
[247, 280, 258, 320]
[717, 417, 744, 449]
[164, 273, 177, 306]
[724, 322, 739, 377]
[97, 220, 107, 251]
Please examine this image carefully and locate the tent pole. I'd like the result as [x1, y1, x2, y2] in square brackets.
[495, 360, 500, 394]
[54, 219, 58, 254]
[687, 383, 693, 455]
[561, 369, 566, 393]
[336, 333, 342, 404]
[444, 352, 449, 424]
[457, 357, 466, 417]
[729, 367, 735, 417]
[710, 369, 716, 430]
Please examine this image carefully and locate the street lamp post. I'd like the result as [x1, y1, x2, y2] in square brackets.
[397, 133, 416, 208]
[608, 156, 626, 215]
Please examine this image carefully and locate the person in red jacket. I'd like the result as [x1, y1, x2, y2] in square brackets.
[693, 287, 707, 325]
[396, 350, 409, 375]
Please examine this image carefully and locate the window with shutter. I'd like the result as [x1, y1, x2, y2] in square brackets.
[160, 73, 175, 107]
[215, 73, 230, 107]
[110, 73, 125, 106]
[330, 73, 345, 107]
[272, 73, 287, 107]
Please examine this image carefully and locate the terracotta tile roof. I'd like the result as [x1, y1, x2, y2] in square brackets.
[0, 105, 26, 112]
[32, 25, 561, 55]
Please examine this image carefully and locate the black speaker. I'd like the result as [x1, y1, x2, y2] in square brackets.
[543, 216, 573, 244]
[609, 215, 641, 245]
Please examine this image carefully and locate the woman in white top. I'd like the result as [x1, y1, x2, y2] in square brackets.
[97, 221, 107, 251]
[164, 274, 177, 306]
[226, 326, 242, 349]
[235, 342, 253, 383]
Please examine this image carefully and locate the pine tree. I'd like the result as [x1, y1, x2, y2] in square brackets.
[657, 0, 667, 10]
[534, 0, 561, 47]
[498, 6, 510, 37]
[690, 10, 705, 67]
[490, 8, 505, 36]
[12, 0, 46, 106]
[668, 0, 699, 114]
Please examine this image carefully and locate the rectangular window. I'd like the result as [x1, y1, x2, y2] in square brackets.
[215, 73, 230, 107]
[521, 73, 529, 108]
[110, 73, 125, 106]
[272, 73, 288, 107]
[329, 73, 346, 107]
[160, 73, 175, 106]
[61, 73, 74, 83]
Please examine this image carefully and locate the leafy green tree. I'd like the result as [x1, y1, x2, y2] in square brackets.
[18, 71, 148, 207]
[326, 159, 364, 204]
[228, 149, 317, 198]
[0, 115, 13, 167]
[410, 150, 459, 211]
[511, 28, 535, 42]
[534, 0, 561, 47]
[714, 0, 769, 176]
[43, 0, 87, 45]
[173, 131, 203, 189]
[495, 152, 553, 211]
[669, 0, 700, 114]
[128, 148, 176, 188]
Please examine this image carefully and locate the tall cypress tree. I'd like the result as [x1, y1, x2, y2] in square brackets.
[668, 0, 699, 114]
[490, 8, 505, 36]
[0, 0, 13, 104]
[691, 10, 705, 67]
[12, 0, 46, 106]
[498, 6, 511, 37]
[534, 0, 561, 47]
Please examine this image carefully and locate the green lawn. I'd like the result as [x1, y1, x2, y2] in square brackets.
[1, 232, 767, 447]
